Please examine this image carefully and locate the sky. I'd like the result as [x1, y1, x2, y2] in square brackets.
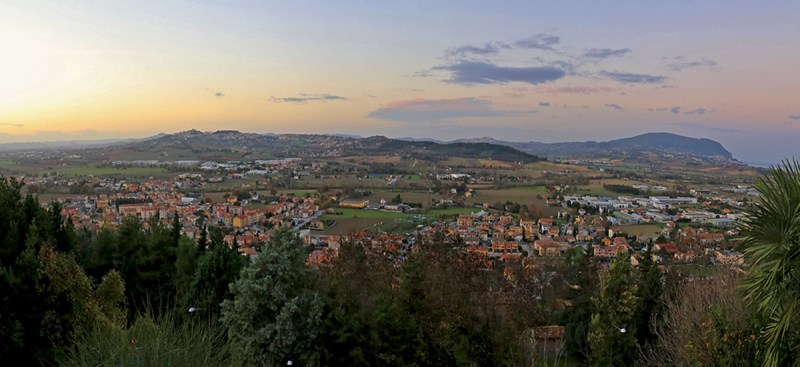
[1, 0, 799, 164]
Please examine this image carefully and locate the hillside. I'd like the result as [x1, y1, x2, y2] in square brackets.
[454, 132, 733, 159]
[356, 136, 541, 163]
[111, 130, 540, 163]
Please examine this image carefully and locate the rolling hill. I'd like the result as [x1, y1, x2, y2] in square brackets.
[453, 132, 733, 159]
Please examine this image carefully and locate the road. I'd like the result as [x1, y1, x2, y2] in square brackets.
[291, 210, 323, 231]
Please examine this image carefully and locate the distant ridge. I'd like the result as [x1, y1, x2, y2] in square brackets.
[451, 132, 733, 159]
[0, 130, 733, 161]
[0, 134, 165, 152]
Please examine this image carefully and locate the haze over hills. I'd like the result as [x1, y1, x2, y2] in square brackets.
[0, 134, 166, 152]
[0, 129, 734, 162]
[450, 132, 733, 159]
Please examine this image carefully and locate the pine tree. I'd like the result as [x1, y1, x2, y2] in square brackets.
[588, 252, 641, 366]
[221, 226, 322, 366]
[174, 235, 200, 300]
[185, 231, 244, 315]
[634, 243, 663, 346]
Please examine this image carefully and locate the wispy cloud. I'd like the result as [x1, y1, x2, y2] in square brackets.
[671, 106, 681, 114]
[604, 103, 623, 110]
[432, 61, 565, 85]
[600, 70, 668, 84]
[583, 48, 631, 59]
[269, 93, 348, 104]
[514, 33, 560, 50]
[215, 92, 225, 97]
[537, 86, 617, 95]
[684, 108, 709, 115]
[366, 97, 533, 122]
[668, 59, 719, 71]
[444, 43, 500, 57]
[539, 102, 550, 107]
[0, 123, 24, 127]
[409, 70, 434, 78]
[668, 122, 740, 133]
[789, 115, 800, 120]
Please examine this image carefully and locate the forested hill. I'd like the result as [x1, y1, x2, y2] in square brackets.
[454, 132, 733, 159]
[121, 129, 541, 163]
[356, 136, 541, 163]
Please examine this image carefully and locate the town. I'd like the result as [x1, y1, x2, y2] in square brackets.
[10, 153, 757, 274]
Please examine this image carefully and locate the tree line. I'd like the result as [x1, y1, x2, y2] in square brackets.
[2, 158, 799, 366]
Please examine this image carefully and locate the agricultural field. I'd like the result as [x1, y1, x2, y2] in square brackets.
[463, 189, 556, 214]
[610, 224, 664, 238]
[52, 166, 167, 177]
[571, 178, 653, 198]
[105, 147, 199, 161]
[321, 217, 392, 235]
[524, 161, 594, 172]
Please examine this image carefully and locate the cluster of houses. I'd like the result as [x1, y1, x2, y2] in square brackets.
[48, 177, 326, 259]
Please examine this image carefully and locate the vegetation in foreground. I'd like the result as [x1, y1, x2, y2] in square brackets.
[1, 160, 799, 366]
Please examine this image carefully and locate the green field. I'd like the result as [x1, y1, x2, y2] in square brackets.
[322, 208, 407, 219]
[0, 160, 17, 169]
[53, 166, 167, 177]
[502, 186, 548, 193]
[427, 207, 484, 216]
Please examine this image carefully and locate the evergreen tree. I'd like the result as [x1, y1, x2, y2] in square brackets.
[588, 252, 641, 366]
[137, 216, 178, 307]
[170, 212, 182, 247]
[174, 235, 200, 300]
[197, 224, 209, 252]
[221, 226, 322, 366]
[86, 227, 116, 280]
[95, 270, 127, 327]
[114, 215, 146, 308]
[185, 231, 244, 315]
[634, 243, 663, 347]
[562, 245, 600, 362]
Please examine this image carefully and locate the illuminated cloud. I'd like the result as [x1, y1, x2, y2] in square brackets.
[514, 34, 560, 50]
[668, 60, 719, 71]
[269, 94, 349, 104]
[433, 61, 565, 85]
[604, 103, 623, 110]
[583, 48, 631, 59]
[600, 70, 668, 84]
[0, 123, 24, 127]
[366, 97, 532, 122]
[538, 86, 617, 95]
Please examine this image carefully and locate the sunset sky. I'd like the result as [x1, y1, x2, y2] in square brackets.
[2, 0, 800, 164]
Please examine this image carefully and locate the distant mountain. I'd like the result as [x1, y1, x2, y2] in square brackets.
[396, 137, 444, 143]
[453, 132, 733, 159]
[357, 136, 540, 163]
[326, 133, 363, 139]
[115, 130, 541, 163]
[1, 129, 730, 162]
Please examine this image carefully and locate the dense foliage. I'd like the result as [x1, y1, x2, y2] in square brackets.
[1, 166, 797, 366]
[738, 159, 800, 366]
